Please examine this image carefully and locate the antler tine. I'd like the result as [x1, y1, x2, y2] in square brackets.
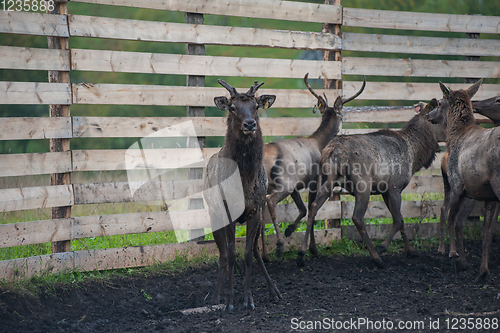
[218, 79, 238, 98]
[303, 73, 322, 101]
[247, 80, 265, 96]
[342, 75, 366, 105]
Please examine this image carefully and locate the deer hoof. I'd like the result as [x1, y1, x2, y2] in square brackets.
[296, 251, 306, 267]
[375, 244, 387, 255]
[276, 242, 284, 257]
[373, 258, 385, 269]
[262, 256, 270, 264]
[284, 226, 296, 237]
[309, 246, 318, 256]
[449, 250, 459, 258]
[224, 304, 234, 312]
[475, 270, 490, 283]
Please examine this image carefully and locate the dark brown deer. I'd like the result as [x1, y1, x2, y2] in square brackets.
[298, 100, 440, 267]
[204, 79, 281, 310]
[437, 80, 500, 280]
[428, 94, 500, 259]
[260, 74, 365, 261]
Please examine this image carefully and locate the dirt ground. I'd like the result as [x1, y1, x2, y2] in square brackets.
[1, 239, 499, 333]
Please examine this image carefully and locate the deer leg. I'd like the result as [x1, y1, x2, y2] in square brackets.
[378, 191, 415, 256]
[266, 191, 291, 258]
[454, 198, 476, 270]
[211, 225, 228, 305]
[260, 223, 270, 263]
[447, 190, 465, 259]
[307, 188, 318, 256]
[352, 192, 384, 268]
[438, 171, 451, 255]
[297, 182, 329, 267]
[477, 201, 498, 282]
[251, 213, 282, 303]
[284, 190, 308, 237]
[225, 223, 237, 311]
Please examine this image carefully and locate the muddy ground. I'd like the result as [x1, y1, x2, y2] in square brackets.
[1, 239, 499, 333]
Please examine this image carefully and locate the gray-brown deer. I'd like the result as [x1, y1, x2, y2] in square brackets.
[260, 74, 365, 262]
[298, 100, 440, 267]
[204, 79, 281, 311]
[437, 80, 499, 280]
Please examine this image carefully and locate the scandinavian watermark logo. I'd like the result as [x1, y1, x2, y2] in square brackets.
[125, 121, 244, 243]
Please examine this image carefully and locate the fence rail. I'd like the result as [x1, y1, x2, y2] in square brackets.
[1, 0, 499, 280]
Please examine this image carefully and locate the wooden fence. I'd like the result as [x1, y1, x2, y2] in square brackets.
[0, 0, 499, 280]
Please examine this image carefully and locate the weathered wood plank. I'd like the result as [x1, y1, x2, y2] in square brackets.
[0, 200, 340, 248]
[0, 185, 74, 212]
[72, 148, 218, 172]
[68, 15, 341, 51]
[343, 57, 500, 79]
[0, 46, 70, 71]
[343, 8, 500, 34]
[343, 32, 500, 57]
[0, 117, 72, 140]
[72, 83, 341, 108]
[0, 228, 341, 279]
[342, 81, 499, 101]
[403, 175, 445, 194]
[0, 152, 72, 177]
[70, 49, 341, 80]
[0, 11, 69, 37]
[71, 0, 342, 24]
[0, 82, 71, 105]
[73, 179, 204, 204]
[342, 200, 448, 220]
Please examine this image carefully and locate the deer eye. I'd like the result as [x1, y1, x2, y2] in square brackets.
[228, 106, 235, 112]
[495, 98, 500, 104]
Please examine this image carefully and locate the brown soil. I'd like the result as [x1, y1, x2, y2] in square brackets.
[1, 239, 499, 333]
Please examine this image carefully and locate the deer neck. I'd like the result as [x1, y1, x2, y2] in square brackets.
[309, 111, 341, 150]
[446, 103, 476, 151]
[225, 117, 264, 185]
[400, 114, 439, 174]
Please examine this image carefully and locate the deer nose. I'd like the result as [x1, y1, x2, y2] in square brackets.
[243, 119, 256, 132]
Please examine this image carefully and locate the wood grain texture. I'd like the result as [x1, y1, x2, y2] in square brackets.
[0, 11, 69, 37]
[0, 82, 71, 105]
[0, 117, 72, 140]
[0, 46, 70, 71]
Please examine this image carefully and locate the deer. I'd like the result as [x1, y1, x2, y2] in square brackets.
[435, 80, 499, 280]
[204, 79, 281, 311]
[297, 100, 441, 268]
[428, 93, 500, 260]
[260, 73, 366, 262]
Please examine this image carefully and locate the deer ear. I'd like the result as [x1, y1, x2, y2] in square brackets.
[427, 98, 438, 110]
[467, 79, 482, 99]
[439, 82, 450, 98]
[333, 96, 342, 113]
[256, 95, 276, 110]
[214, 96, 230, 111]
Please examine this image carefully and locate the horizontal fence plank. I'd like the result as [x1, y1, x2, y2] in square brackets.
[72, 83, 341, 108]
[0, 152, 72, 177]
[343, 8, 500, 34]
[0, 228, 341, 279]
[342, 81, 499, 101]
[0, 185, 74, 212]
[343, 57, 500, 79]
[70, 49, 341, 80]
[343, 32, 500, 57]
[68, 15, 341, 51]
[72, 148, 218, 172]
[0, 46, 70, 71]
[73, 116, 327, 138]
[342, 200, 442, 220]
[71, 0, 342, 24]
[0, 117, 72, 140]
[0, 200, 340, 248]
[0, 11, 69, 37]
[0, 82, 72, 105]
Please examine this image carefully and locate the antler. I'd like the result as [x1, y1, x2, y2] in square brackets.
[247, 80, 265, 96]
[304, 73, 327, 114]
[342, 75, 366, 105]
[218, 79, 238, 98]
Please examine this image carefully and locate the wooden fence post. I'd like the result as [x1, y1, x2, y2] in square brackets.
[323, 0, 342, 229]
[185, 12, 206, 242]
[47, 1, 72, 253]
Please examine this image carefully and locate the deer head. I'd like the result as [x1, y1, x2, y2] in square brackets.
[214, 80, 276, 136]
[304, 73, 366, 117]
